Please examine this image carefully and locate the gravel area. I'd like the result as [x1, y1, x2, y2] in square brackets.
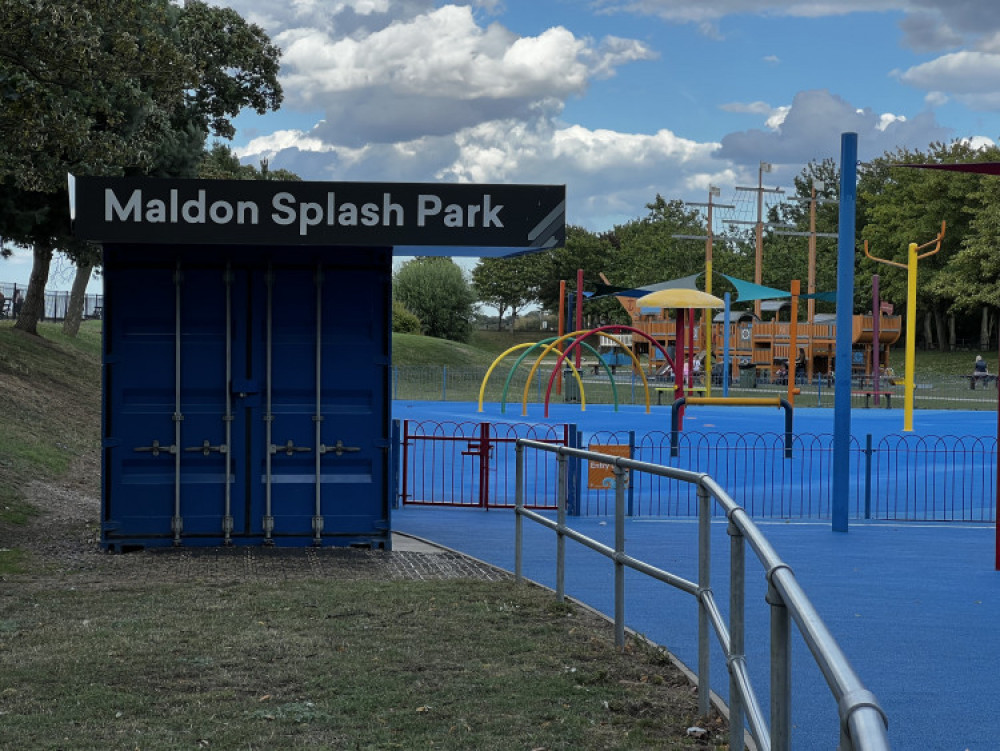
[4, 452, 510, 587]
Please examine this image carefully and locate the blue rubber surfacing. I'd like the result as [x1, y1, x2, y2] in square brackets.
[393, 400, 1000, 750]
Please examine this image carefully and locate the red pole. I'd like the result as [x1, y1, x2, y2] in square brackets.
[575, 269, 584, 369]
[676, 308, 686, 429]
[557, 280, 566, 395]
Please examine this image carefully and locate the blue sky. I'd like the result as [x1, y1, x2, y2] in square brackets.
[5, 0, 1000, 293]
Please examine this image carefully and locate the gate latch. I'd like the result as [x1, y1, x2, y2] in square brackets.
[271, 440, 312, 456]
[185, 440, 227, 456]
[321, 440, 361, 457]
[134, 440, 176, 457]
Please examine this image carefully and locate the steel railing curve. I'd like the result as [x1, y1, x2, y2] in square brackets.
[514, 438, 890, 751]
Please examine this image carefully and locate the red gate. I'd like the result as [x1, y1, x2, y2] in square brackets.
[400, 420, 568, 509]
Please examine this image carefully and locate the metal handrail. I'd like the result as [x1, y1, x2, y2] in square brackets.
[514, 439, 890, 751]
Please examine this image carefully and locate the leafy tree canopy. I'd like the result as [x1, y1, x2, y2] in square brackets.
[393, 258, 476, 342]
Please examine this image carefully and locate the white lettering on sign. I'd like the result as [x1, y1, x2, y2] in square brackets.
[106, 189, 259, 226]
[102, 188, 505, 236]
[273, 192, 407, 235]
[417, 194, 504, 228]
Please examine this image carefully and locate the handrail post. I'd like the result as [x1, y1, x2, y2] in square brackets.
[515, 441, 524, 584]
[768, 578, 792, 751]
[556, 449, 567, 602]
[697, 482, 712, 716]
[728, 517, 746, 751]
[614, 463, 627, 648]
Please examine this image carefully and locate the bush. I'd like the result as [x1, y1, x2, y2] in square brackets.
[393, 301, 421, 334]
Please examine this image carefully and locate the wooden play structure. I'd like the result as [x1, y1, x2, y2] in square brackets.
[603, 281, 902, 384]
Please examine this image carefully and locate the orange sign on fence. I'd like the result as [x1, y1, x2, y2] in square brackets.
[587, 444, 630, 489]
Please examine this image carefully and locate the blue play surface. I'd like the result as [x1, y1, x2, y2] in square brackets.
[393, 400, 1000, 749]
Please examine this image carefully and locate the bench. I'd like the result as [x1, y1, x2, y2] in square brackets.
[655, 385, 706, 405]
[964, 374, 997, 390]
[851, 390, 893, 409]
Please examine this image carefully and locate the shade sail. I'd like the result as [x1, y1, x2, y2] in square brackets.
[636, 288, 724, 309]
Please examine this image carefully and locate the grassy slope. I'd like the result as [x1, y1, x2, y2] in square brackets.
[0, 320, 102, 527]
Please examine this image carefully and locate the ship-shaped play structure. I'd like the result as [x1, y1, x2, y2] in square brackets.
[593, 273, 901, 384]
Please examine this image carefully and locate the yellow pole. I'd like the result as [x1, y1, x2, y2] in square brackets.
[903, 242, 918, 432]
[704, 194, 713, 397]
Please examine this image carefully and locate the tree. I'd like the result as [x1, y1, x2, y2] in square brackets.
[471, 254, 541, 330]
[0, 0, 283, 335]
[859, 140, 1000, 350]
[393, 258, 476, 342]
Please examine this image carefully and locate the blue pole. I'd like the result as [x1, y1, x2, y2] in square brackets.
[833, 132, 857, 533]
[723, 292, 731, 397]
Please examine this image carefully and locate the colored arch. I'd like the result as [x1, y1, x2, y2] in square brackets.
[517, 331, 600, 416]
[521, 326, 673, 417]
[477, 338, 618, 413]
[535, 325, 679, 417]
[538, 328, 654, 417]
[540, 331, 643, 418]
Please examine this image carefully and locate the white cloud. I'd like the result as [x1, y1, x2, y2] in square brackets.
[719, 100, 789, 129]
[715, 89, 951, 165]
[253, 4, 656, 146]
[237, 117, 721, 229]
[899, 50, 1000, 109]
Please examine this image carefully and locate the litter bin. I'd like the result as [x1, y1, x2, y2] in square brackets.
[738, 362, 757, 388]
[563, 368, 580, 402]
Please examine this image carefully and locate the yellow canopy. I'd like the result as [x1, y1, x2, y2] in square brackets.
[637, 288, 724, 309]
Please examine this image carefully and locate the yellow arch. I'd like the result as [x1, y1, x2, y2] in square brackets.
[521, 329, 652, 416]
[477, 342, 538, 412]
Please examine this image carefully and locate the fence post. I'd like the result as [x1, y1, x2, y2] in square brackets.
[768, 580, 792, 751]
[515, 441, 524, 584]
[728, 518, 747, 751]
[391, 419, 401, 509]
[697, 483, 712, 717]
[556, 449, 567, 602]
[864, 433, 873, 520]
[400, 420, 411, 506]
[614, 464, 626, 649]
[479, 422, 491, 509]
[627, 430, 635, 517]
[442, 365, 447, 401]
[566, 424, 581, 516]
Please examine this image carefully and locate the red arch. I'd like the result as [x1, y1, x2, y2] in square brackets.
[543, 325, 677, 417]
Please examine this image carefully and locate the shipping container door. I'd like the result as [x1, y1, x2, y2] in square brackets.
[257, 260, 390, 544]
[104, 263, 239, 546]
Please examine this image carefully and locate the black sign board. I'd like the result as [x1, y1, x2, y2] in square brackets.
[70, 176, 565, 253]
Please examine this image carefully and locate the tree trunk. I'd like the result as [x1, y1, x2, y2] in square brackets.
[948, 313, 956, 351]
[933, 308, 949, 352]
[922, 311, 934, 350]
[981, 306, 991, 350]
[13, 243, 54, 336]
[62, 262, 93, 337]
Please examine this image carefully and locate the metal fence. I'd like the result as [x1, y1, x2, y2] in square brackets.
[395, 364, 1000, 411]
[0, 281, 103, 321]
[515, 439, 890, 751]
[400, 419, 997, 522]
[400, 419, 571, 509]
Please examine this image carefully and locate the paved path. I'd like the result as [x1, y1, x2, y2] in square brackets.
[394, 505, 1000, 751]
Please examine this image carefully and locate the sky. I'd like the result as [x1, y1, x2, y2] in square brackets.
[5, 0, 1000, 294]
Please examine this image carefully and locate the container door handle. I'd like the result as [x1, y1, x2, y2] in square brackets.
[184, 440, 227, 456]
[134, 440, 176, 457]
[271, 440, 312, 456]
[320, 440, 361, 457]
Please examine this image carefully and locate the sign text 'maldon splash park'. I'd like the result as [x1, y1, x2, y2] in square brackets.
[71, 176, 566, 252]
